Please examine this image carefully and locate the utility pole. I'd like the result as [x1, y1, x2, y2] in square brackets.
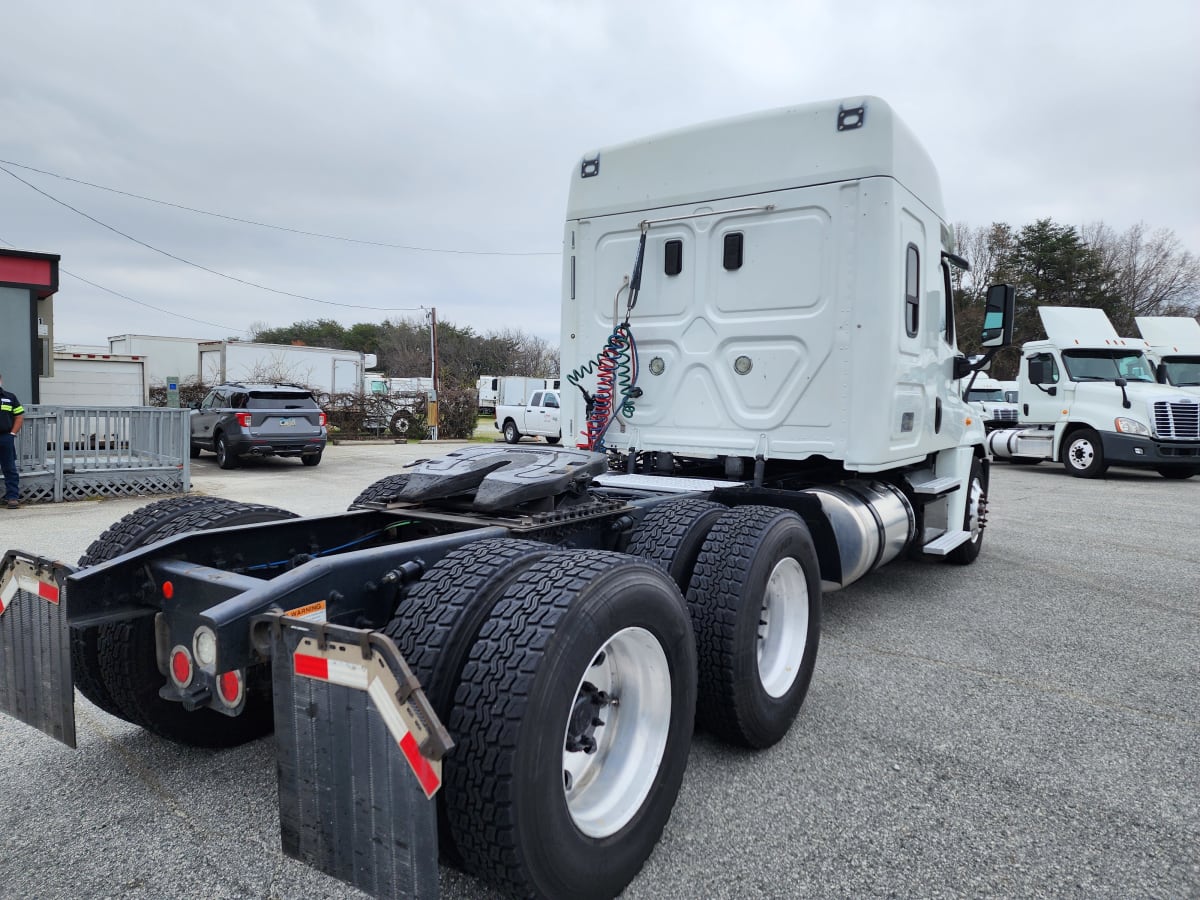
[428, 307, 439, 440]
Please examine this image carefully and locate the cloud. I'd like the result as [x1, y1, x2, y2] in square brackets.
[1, 0, 1196, 353]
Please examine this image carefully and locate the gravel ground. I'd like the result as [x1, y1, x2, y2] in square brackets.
[0, 444, 1197, 899]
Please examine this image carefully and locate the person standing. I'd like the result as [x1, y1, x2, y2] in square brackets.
[0, 373, 25, 509]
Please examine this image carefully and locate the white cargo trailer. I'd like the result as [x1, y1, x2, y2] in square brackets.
[107, 334, 206, 385]
[198, 340, 366, 397]
[37, 351, 147, 406]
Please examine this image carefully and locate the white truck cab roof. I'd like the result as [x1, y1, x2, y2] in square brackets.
[1135, 316, 1200, 354]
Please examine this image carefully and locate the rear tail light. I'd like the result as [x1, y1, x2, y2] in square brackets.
[169, 646, 194, 687]
[193, 626, 218, 669]
[235, 412, 252, 428]
[318, 412, 328, 427]
[216, 670, 245, 707]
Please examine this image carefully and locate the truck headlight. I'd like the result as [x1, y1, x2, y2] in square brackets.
[1114, 417, 1150, 436]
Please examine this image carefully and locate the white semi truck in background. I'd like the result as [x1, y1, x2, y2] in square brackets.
[2, 97, 1014, 900]
[963, 374, 1020, 430]
[1136, 316, 1200, 396]
[986, 307, 1200, 478]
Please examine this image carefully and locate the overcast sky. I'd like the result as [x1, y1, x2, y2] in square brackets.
[2, 0, 1197, 352]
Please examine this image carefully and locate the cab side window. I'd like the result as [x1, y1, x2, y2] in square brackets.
[543, 392, 559, 409]
[904, 244, 919, 338]
[941, 261, 955, 345]
[529, 391, 543, 408]
[1027, 353, 1059, 385]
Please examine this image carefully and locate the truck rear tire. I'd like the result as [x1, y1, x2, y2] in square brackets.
[686, 505, 822, 749]
[947, 457, 987, 565]
[383, 538, 555, 863]
[625, 498, 727, 592]
[347, 473, 411, 510]
[502, 419, 521, 444]
[1063, 427, 1107, 478]
[73, 496, 254, 720]
[94, 499, 297, 747]
[445, 551, 696, 899]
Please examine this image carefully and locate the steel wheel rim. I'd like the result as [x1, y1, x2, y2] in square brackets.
[562, 626, 671, 838]
[757, 557, 809, 698]
[965, 475, 984, 540]
[1068, 438, 1094, 469]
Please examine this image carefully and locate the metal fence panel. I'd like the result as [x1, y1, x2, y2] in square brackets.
[16, 407, 191, 503]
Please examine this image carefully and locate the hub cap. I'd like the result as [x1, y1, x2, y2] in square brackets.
[757, 557, 809, 698]
[562, 627, 671, 838]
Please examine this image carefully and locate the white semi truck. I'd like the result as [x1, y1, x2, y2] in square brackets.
[1136, 316, 1200, 396]
[963, 374, 1021, 431]
[986, 307, 1200, 478]
[1, 97, 1014, 900]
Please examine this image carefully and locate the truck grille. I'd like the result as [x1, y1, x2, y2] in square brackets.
[992, 409, 1019, 422]
[1154, 400, 1200, 439]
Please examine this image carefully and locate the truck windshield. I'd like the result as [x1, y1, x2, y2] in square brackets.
[1159, 356, 1200, 387]
[965, 388, 1004, 402]
[1061, 350, 1155, 383]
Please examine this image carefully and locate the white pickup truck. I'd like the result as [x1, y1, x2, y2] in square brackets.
[494, 388, 562, 444]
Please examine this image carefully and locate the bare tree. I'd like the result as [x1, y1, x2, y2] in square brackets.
[953, 222, 1016, 302]
[1083, 221, 1200, 324]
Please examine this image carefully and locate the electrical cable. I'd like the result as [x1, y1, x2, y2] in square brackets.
[0, 157, 558, 256]
[0, 233, 249, 333]
[0, 163, 427, 312]
[567, 231, 646, 450]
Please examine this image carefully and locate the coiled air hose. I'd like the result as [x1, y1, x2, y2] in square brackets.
[568, 230, 647, 450]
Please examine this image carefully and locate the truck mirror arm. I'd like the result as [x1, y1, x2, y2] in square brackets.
[1114, 377, 1132, 409]
[955, 346, 1000, 380]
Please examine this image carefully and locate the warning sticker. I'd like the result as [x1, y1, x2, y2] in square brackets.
[284, 599, 327, 623]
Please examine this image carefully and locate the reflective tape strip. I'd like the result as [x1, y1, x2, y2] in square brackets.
[26, 576, 60, 604]
[0, 575, 17, 614]
[294, 644, 442, 798]
[294, 652, 369, 690]
[0, 573, 59, 615]
[368, 678, 441, 798]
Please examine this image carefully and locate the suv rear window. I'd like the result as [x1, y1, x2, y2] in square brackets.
[247, 391, 318, 409]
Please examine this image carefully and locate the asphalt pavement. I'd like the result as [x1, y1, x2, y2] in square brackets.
[0, 444, 1197, 899]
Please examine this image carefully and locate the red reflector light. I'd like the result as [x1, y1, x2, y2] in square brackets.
[162, 580, 174, 599]
[170, 647, 193, 687]
[318, 412, 327, 427]
[217, 670, 244, 706]
[236, 412, 252, 427]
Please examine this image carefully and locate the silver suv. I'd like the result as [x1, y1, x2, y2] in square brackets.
[190, 383, 327, 469]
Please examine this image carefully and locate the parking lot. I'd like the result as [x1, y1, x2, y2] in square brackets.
[1, 443, 1197, 899]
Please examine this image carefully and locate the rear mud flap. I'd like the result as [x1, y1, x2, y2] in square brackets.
[259, 614, 452, 900]
[0, 552, 75, 748]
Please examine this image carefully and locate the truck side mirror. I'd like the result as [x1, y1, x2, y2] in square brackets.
[980, 284, 1015, 348]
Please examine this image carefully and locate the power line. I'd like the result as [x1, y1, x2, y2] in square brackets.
[0, 232, 248, 336]
[0, 157, 559, 256]
[0, 163, 429, 313]
[0, 232, 249, 333]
